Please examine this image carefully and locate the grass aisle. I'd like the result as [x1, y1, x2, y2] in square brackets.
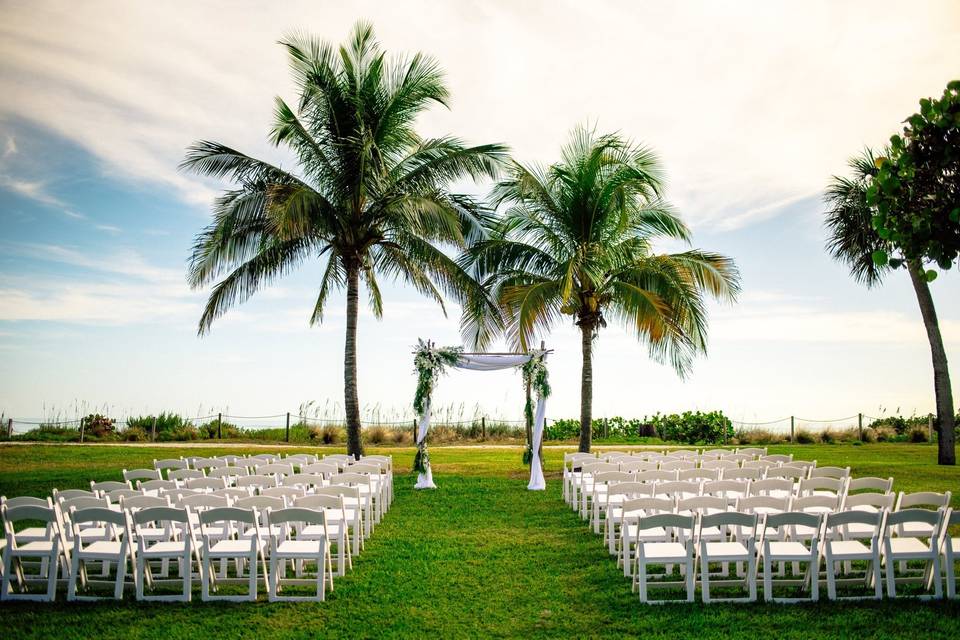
[0, 444, 959, 638]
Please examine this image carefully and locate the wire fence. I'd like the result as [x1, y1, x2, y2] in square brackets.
[0, 409, 931, 442]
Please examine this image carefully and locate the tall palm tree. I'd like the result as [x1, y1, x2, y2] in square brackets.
[461, 126, 740, 452]
[183, 23, 507, 458]
[825, 148, 956, 465]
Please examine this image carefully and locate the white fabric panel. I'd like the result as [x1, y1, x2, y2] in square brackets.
[415, 398, 436, 489]
[455, 354, 532, 371]
[527, 394, 547, 490]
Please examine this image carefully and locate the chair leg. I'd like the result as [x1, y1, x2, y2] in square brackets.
[637, 559, 647, 603]
[182, 552, 192, 602]
[318, 554, 326, 602]
[268, 556, 278, 601]
[67, 553, 80, 601]
[885, 553, 896, 599]
[686, 556, 695, 602]
[46, 553, 58, 602]
[810, 556, 820, 602]
[825, 554, 837, 601]
[931, 553, 943, 599]
[201, 551, 210, 601]
[701, 554, 711, 603]
[248, 552, 258, 602]
[747, 555, 757, 601]
[872, 555, 883, 599]
[114, 555, 126, 600]
[763, 555, 772, 602]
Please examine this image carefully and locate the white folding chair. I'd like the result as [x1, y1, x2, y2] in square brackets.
[132, 506, 196, 602]
[619, 497, 674, 577]
[237, 475, 280, 491]
[123, 468, 161, 483]
[67, 507, 133, 601]
[760, 511, 822, 603]
[154, 458, 188, 475]
[267, 507, 330, 602]
[822, 510, 883, 600]
[940, 508, 960, 599]
[882, 508, 945, 599]
[698, 511, 759, 603]
[678, 468, 719, 483]
[604, 482, 654, 554]
[293, 494, 351, 577]
[722, 467, 762, 482]
[1, 504, 61, 601]
[633, 513, 696, 603]
[312, 486, 364, 556]
[591, 471, 635, 533]
[90, 480, 131, 495]
[199, 506, 266, 602]
[168, 469, 205, 482]
[847, 477, 894, 495]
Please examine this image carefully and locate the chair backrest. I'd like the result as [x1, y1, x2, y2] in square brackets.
[766, 466, 806, 481]
[132, 506, 189, 526]
[154, 458, 188, 471]
[740, 460, 771, 471]
[843, 492, 895, 511]
[256, 463, 295, 477]
[666, 449, 698, 459]
[580, 462, 619, 475]
[701, 459, 739, 471]
[90, 480, 131, 494]
[736, 447, 767, 457]
[190, 457, 227, 470]
[847, 477, 894, 494]
[618, 460, 658, 473]
[655, 480, 701, 498]
[700, 449, 729, 459]
[750, 478, 794, 496]
[702, 480, 749, 498]
[71, 506, 127, 529]
[606, 482, 655, 499]
[736, 495, 791, 513]
[791, 494, 839, 512]
[760, 454, 793, 464]
[60, 496, 110, 514]
[896, 491, 951, 510]
[261, 486, 304, 502]
[723, 453, 755, 463]
[599, 451, 629, 462]
[765, 510, 822, 535]
[285, 454, 318, 466]
[282, 473, 326, 489]
[348, 463, 383, 475]
[885, 508, 944, 537]
[198, 506, 258, 527]
[105, 488, 141, 502]
[179, 493, 230, 510]
[236, 475, 279, 489]
[138, 479, 178, 493]
[212, 487, 252, 502]
[722, 467, 762, 481]
[638, 512, 696, 533]
[168, 468, 205, 481]
[635, 470, 678, 484]
[677, 495, 728, 514]
[185, 477, 228, 492]
[312, 485, 360, 501]
[798, 477, 845, 496]
[208, 466, 250, 479]
[123, 468, 161, 482]
[809, 465, 850, 479]
[1, 495, 52, 509]
[120, 495, 170, 511]
[824, 509, 882, 532]
[331, 472, 372, 487]
[301, 462, 340, 477]
[55, 488, 97, 501]
[679, 468, 719, 482]
[660, 459, 696, 471]
[785, 460, 817, 471]
[564, 452, 596, 470]
[594, 471, 634, 485]
[621, 497, 676, 516]
[3, 504, 58, 545]
[234, 495, 286, 511]
[701, 511, 758, 534]
[267, 506, 324, 526]
[293, 494, 342, 510]
[249, 454, 281, 465]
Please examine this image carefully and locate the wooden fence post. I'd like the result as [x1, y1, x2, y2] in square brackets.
[6, 418, 12, 438]
[481, 416, 486, 441]
[858, 413, 863, 442]
[286, 412, 291, 443]
[217, 412, 222, 439]
[151, 416, 157, 442]
[79, 418, 85, 443]
[790, 416, 795, 443]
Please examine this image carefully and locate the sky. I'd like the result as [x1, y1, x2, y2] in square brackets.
[0, 0, 958, 431]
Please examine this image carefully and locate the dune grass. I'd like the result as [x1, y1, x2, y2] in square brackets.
[0, 442, 958, 639]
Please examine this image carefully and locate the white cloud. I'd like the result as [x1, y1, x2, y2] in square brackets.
[0, 1, 957, 227]
[95, 224, 122, 235]
[0, 173, 84, 218]
[3, 135, 16, 157]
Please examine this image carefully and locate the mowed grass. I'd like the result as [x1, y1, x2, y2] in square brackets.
[0, 443, 958, 639]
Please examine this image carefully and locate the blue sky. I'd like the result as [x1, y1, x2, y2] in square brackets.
[0, 1, 958, 429]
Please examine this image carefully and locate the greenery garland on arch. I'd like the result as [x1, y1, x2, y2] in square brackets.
[521, 351, 551, 465]
[412, 339, 462, 474]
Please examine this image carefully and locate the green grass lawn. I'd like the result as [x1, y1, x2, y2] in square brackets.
[0, 443, 958, 639]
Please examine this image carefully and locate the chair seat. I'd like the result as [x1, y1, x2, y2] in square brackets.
[887, 537, 932, 556]
[243, 525, 282, 538]
[899, 523, 935, 537]
[208, 539, 258, 555]
[765, 541, 813, 560]
[11, 541, 56, 554]
[622, 525, 667, 540]
[80, 540, 124, 556]
[276, 540, 324, 557]
[16, 527, 52, 542]
[142, 541, 188, 556]
[843, 522, 879, 538]
[639, 542, 688, 560]
[703, 541, 750, 560]
[826, 540, 872, 559]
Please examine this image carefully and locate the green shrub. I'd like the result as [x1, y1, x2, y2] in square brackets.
[908, 426, 929, 443]
[861, 427, 878, 443]
[392, 429, 412, 445]
[795, 429, 818, 444]
[120, 426, 148, 442]
[321, 425, 342, 445]
[365, 425, 388, 444]
[81, 414, 116, 439]
[545, 419, 580, 440]
[126, 412, 193, 437]
[648, 411, 733, 445]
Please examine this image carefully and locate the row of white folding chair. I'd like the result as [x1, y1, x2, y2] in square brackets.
[1, 500, 349, 602]
[622, 505, 953, 603]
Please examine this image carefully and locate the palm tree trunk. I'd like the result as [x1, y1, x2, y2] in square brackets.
[344, 259, 364, 459]
[908, 261, 955, 465]
[578, 321, 594, 453]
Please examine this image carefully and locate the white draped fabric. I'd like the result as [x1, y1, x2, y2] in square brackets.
[414, 352, 548, 491]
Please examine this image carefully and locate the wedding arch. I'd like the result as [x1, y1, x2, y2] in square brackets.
[412, 339, 551, 491]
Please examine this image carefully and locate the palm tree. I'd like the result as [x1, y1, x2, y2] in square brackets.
[825, 148, 956, 465]
[461, 126, 740, 452]
[183, 23, 507, 458]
